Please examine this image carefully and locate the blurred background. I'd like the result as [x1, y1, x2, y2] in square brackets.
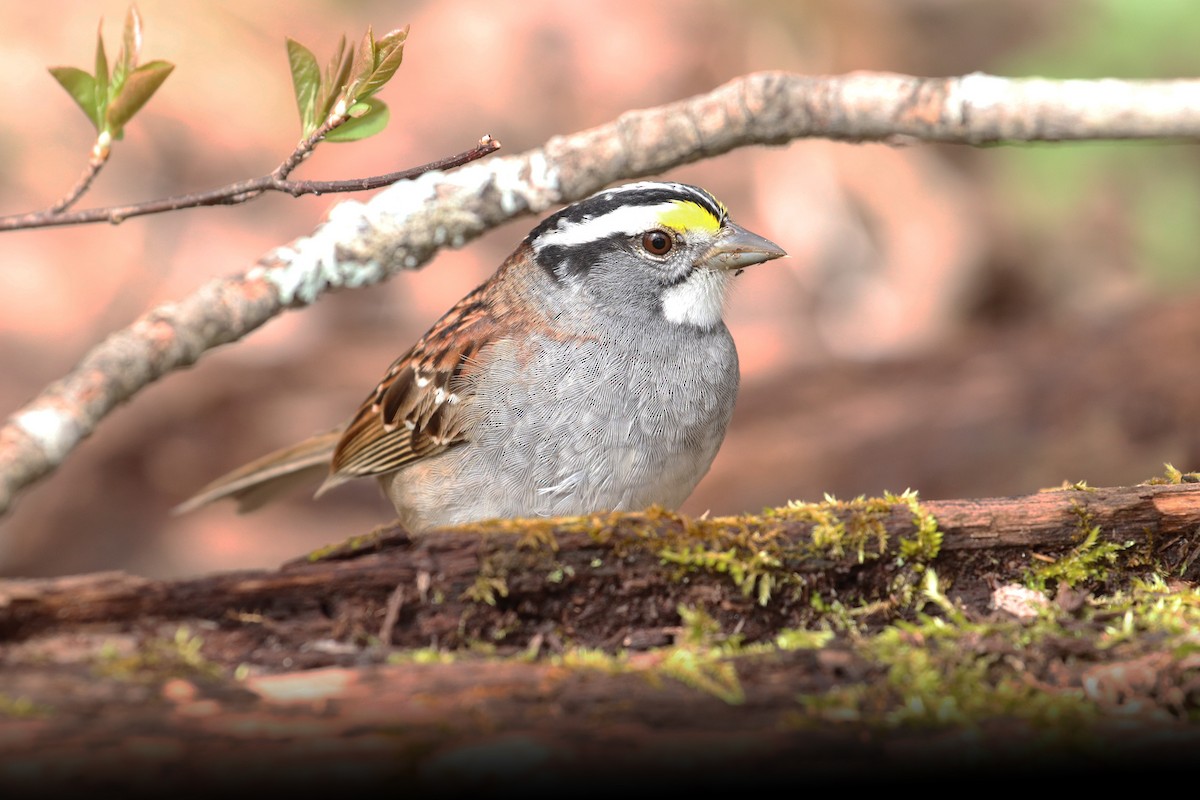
[2, 0, 1200, 578]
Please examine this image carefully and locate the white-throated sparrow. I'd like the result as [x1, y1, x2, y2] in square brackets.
[177, 181, 786, 531]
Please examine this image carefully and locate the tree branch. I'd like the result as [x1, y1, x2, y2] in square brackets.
[48, 149, 108, 214]
[0, 134, 501, 231]
[3, 70, 1200, 517]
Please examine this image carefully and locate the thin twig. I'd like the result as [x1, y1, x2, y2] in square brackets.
[49, 151, 108, 214]
[275, 137, 504, 195]
[0, 135, 500, 232]
[378, 583, 406, 646]
[272, 114, 344, 181]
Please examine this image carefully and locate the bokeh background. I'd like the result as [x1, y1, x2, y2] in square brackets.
[3, 0, 1200, 577]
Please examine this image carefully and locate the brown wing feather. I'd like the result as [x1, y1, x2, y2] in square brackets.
[173, 429, 342, 514]
[329, 285, 500, 480]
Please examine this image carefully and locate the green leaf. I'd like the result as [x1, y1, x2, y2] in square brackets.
[342, 25, 408, 105]
[286, 37, 321, 134]
[324, 98, 389, 142]
[291, 26, 406, 135]
[110, 6, 142, 98]
[93, 20, 109, 110]
[122, 5, 143, 69]
[105, 60, 174, 134]
[346, 26, 377, 99]
[320, 35, 352, 120]
[324, 34, 352, 101]
[48, 66, 101, 131]
[359, 25, 407, 100]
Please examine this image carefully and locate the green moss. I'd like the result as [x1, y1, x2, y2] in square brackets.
[1146, 462, 1200, 485]
[792, 571, 1200, 731]
[0, 694, 49, 718]
[371, 571, 1200, 731]
[1041, 479, 1098, 493]
[94, 626, 223, 682]
[891, 489, 943, 563]
[775, 627, 835, 651]
[554, 646, 627, 674]
[301, 492, 943, 618]
[1026, 503, 1131, 592]
[536, 606, 749, 704]
[657, 645, 744, 704]
[455, 520, 585, 608]
[873, 624, 1097, 729]
[776, 493, 893, 563]
[659, 542, 782, 605]
[515, 525, 561, 552]
[806, 586, 896, 633]
[795, 610, 1079, 729]
[1089, 574, 1200, 649]
[460, 573, 509, 606]
[676, 604, 724, 647]
[641, 491, 941, 608]
[552, 577, 1200, 723]
[303, 527, 397, 562]
[276, 482, 1200, 735]
[648, 605, 744, 703]
[387, 643, 501, 665]
[545, 563, 575, 584]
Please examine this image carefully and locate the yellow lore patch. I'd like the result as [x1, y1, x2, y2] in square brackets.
[656, 200, 722, 235]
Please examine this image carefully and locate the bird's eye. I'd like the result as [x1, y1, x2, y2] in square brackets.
[641, 230, 673, 256]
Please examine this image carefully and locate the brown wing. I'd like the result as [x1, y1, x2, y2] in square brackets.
[173, 429, 342, 514]
[327, 285, 500, 482]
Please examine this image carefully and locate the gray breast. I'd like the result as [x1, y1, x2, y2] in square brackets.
[394, 322, 740, 528]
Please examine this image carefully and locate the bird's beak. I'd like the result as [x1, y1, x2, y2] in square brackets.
[698, 222, 786, 272]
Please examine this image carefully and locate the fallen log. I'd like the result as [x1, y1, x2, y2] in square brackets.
[2, 479, 1199, 791]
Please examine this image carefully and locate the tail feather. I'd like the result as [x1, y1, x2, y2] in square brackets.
[173, 430, 342, 515]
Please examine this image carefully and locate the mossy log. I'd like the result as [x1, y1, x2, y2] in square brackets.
[2, 479, 1200, 791]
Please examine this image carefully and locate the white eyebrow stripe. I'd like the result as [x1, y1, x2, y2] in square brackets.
[533, 203, 681, 251]
[604, 181, 721, 211]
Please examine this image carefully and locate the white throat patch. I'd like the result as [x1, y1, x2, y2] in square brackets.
[661, 269, 732, 327]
